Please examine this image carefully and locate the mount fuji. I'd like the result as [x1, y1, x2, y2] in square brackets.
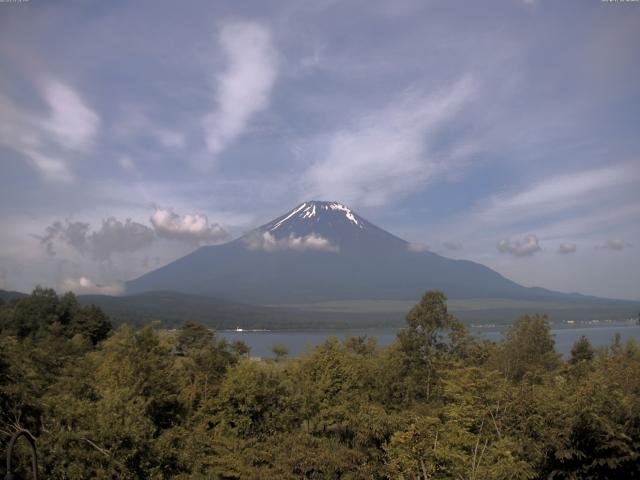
[126, 201, 603, 305]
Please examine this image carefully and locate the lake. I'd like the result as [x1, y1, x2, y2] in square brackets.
[219, 324, 640, 358]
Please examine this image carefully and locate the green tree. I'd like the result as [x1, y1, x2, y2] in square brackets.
[396, 291, 463, 401]
[0, 289, 111, 344]
[215, 360, 299, 438]
[502, 314, 561, 382]
[610, 332, 623, 355]
[231, 340, 251, 358]
[570, 335, 595, 364]
[344, 335, 377, 356]
[272, 344, 289, 361]
[176, 320, 213, 352]
[297, 338, 365, 435]
[4, 286, 60, 339]
[26, 325, 186, 478]
[69, 304, 112, 345]
[3, 285, 640, 479]
[544, 375, 640, 479]
[175, 327, 236, 411]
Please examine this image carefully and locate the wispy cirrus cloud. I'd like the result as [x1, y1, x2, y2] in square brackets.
[513, 200, 640, 243]
[478, 163, 640, 226]
[302, 77, 475, 207]
[0, 78, 100, 182]
[19, 149, 74, 183]
[202, 21, 278, 162]
[40, 79, 100, 152]
[112, 105, 185, 149]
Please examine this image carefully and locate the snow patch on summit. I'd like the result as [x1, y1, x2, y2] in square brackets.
[327, 202, 360, 226]
[269, 201, 364, 232]
[301, 204, 316, 219]
[270, 203, 307, 231]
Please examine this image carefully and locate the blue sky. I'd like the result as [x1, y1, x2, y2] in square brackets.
[0, 0, 639, 299]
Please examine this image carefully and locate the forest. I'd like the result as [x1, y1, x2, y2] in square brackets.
[1, 287, 639, 479]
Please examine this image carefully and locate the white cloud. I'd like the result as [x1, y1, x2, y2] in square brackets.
[558, 243, 577, 254]
[497, 234, 541, 257]
[150, 208, 227, 243]
[243, 231, 338, 253]
[303, 77, 475, 206]
[407, 242, 430, 252]
[40, 79, 100, 152]
[202, 21, 278, 160]
[596, 239, 630, 251]
[61, 276, 124, 296]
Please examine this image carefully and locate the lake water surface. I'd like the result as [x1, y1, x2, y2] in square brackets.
[219, 324, 640, 358]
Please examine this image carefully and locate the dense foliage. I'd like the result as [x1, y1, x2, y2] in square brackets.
[1, 289, 639, 479]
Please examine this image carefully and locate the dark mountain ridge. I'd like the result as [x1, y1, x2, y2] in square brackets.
[126, 201, 620, 305]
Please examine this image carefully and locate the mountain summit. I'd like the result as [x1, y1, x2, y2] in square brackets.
[127, 200, 594, 304]
[254, 201, 408, 252]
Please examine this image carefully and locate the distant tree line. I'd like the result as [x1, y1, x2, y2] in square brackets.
[1, 288, 639, 478]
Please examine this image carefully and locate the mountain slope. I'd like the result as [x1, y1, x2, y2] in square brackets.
[0, 289, 29, 302]
[126, 201, 613, 305]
